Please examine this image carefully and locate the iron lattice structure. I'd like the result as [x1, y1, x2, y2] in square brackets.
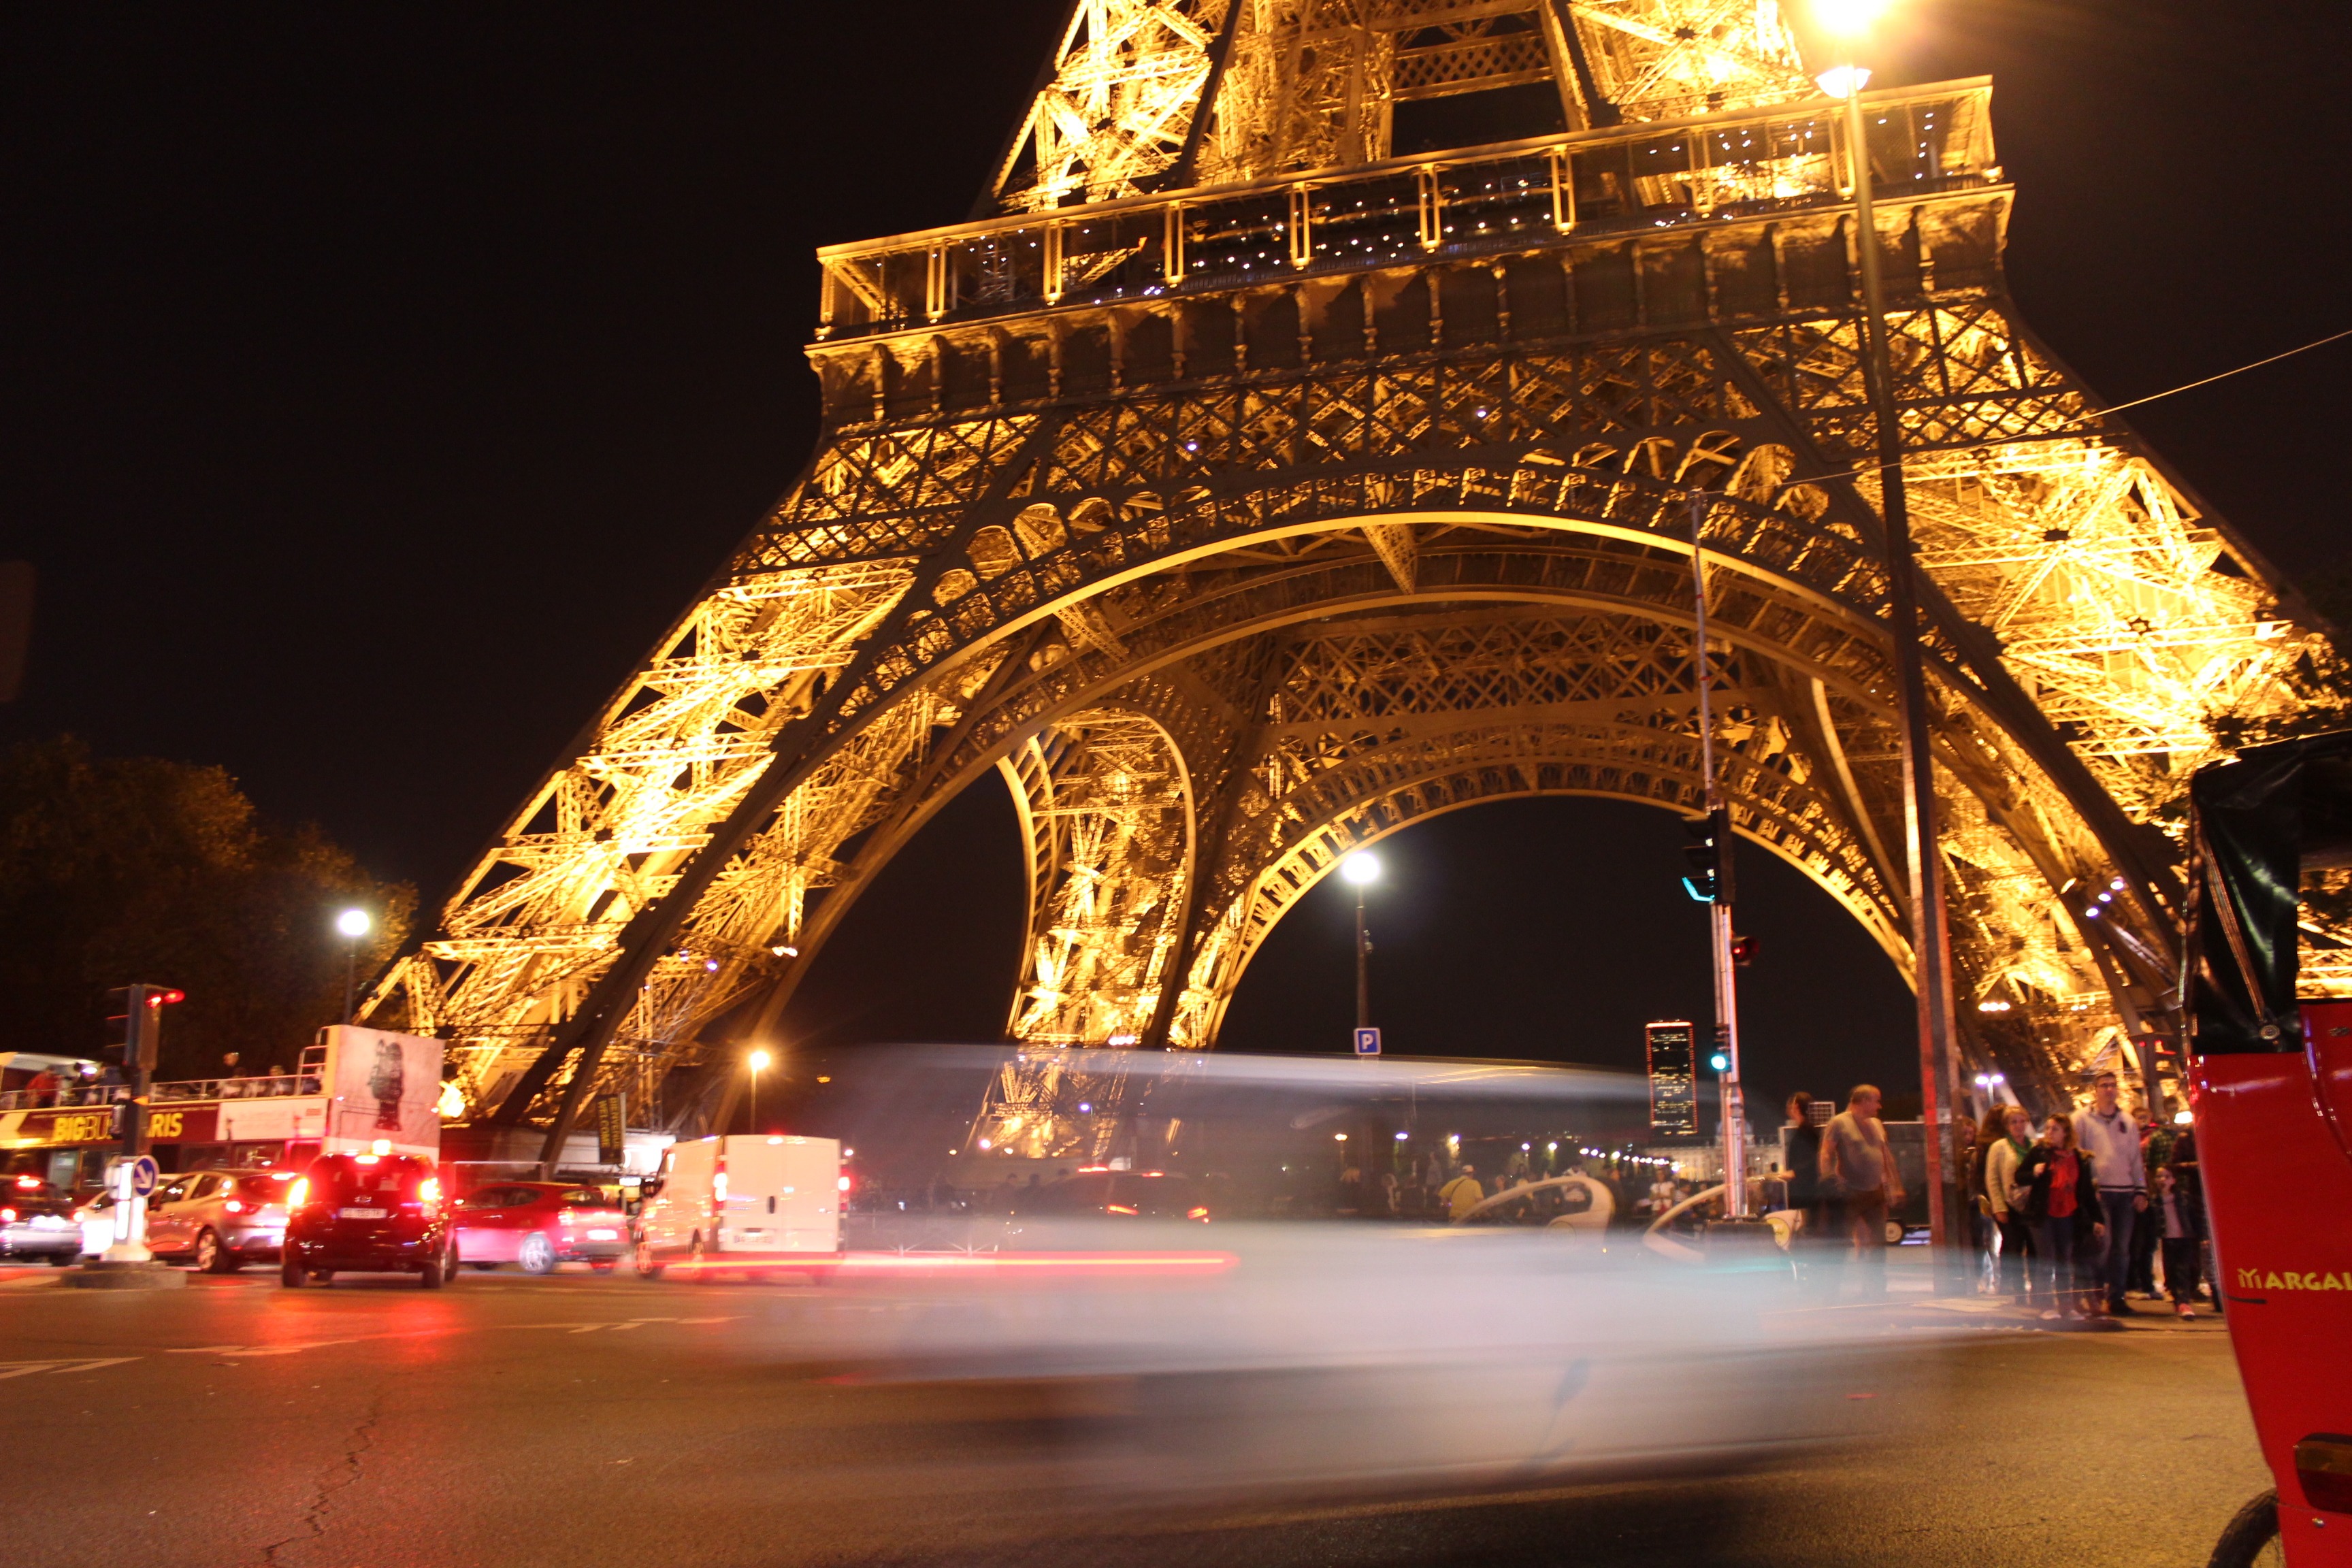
[370, 0, 2328, 1155]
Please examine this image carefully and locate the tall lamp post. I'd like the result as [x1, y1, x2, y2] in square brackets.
[1340, 851, 1381, 1039]
[1815, 0, 1963, 1248]
[746, 1048, 772, 1135]
[334, 908, 372, 1026]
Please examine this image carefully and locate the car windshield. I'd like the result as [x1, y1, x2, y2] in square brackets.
[557, 1188, 610, 1207]
[235, 1175, 296, 1203]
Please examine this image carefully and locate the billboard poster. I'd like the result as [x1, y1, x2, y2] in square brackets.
[323, 1026, 445, 1158]
[1645, 1019, 1697, 1136]
[593, 1093, 627, 1166]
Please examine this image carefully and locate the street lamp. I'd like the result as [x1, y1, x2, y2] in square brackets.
[1339, 851, 1381, 1039]
[1813, 0, 1963, 1250]
[747, 1047, 772, 1134]
[334, 908, 372, 1025]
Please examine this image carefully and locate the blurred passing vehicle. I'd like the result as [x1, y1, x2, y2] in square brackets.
[1, 1174, 79, 1264]
[453, 1181, 629, 1273]
[280, 1151, 457, 1288]
[1013, 1168, 1210, 1222]
[144, 1169, 298, 1273]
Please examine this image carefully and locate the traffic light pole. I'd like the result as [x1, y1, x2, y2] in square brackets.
[1688, 493, 1747, 1218]
[1354, 881, 1371, 1032]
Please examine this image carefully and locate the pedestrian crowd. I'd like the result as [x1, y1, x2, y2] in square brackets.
[1961, 1067, 2208, 1322]
[1776, 1071, 2207, 1322]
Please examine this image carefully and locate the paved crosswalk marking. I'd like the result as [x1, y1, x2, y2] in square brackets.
[0, 1357, 138, 1380]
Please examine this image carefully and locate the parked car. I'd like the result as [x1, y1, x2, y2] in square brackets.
[280, 1152, 457, 1288]
[1, 1174, 80, 1264]
[1011, 1168, 1211, 1221]
[146, 1169, 300, 1273]
[453, 1181, 630, 1273]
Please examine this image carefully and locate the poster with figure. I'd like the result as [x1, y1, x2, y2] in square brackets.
[323, 1026, 445, 1156]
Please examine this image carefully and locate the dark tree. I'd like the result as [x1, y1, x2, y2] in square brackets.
[0, 737, 414, 1080]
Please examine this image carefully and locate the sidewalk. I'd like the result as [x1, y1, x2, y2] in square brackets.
[1803, 1247, 2228, 1333]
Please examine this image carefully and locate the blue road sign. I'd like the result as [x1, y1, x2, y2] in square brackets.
[1353, 1027, 1382, 1056]
[127, 1156, 159, 1196]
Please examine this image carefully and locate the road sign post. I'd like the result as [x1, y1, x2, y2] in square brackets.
[101, 1154, 159, 1264]
[1353, 1027, 1382, 1057]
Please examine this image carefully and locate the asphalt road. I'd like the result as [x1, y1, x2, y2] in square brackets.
[0, 1262, 2266, 1568]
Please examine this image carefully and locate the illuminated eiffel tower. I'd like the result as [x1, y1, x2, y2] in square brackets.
[369, 0, 2329, 1162]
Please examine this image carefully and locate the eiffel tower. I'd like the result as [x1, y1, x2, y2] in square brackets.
[368, 0, 2328, 1162]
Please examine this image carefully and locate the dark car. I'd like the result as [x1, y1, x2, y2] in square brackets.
[1, 1174, 80, 1263]
[280, 1152, 457, 1288]
[1013, 1169, 1210, 1221]
[452, 1181, 630, 1273]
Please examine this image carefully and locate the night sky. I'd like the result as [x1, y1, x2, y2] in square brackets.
[7, 3, 2349, 1120]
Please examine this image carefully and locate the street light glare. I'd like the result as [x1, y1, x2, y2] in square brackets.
[334, 909, 372, 939]
[1339, 851, 1381, 886]
[747, 1048, 772, 1072]
[1812, 0, 1891, 40]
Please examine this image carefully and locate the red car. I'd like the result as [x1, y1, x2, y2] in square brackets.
[452, 1181, 630, 1273]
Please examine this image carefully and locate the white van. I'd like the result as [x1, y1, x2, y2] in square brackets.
[634, 1134, 841, 1279]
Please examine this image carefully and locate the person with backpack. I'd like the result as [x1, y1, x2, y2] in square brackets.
[1816, 1084, 1904, 1298]
[1439, 1164, 1485, 1222]
[1980, 1103, 2035, 1297]
[2015, 1112, 2107, 1321]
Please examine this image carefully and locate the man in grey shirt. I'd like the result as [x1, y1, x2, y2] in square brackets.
[2072, 1068, 2148, 1315]
[1818, 1084, 1905, 1296]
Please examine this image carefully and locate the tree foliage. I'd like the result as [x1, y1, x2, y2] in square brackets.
[0, 737, 414, 1080]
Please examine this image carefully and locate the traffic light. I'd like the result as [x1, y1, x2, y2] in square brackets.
[1681, 806, 1735, 904]
[1729, 934, 1759, 967]
[101, 984, 184, 1073]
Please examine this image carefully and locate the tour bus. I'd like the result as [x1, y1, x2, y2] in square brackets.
[634, 1133, 843, 1279]
[2183, 733, 2352, 1567]
[0, 1026, 447, 1191]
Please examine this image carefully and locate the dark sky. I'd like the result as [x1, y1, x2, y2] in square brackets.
[7, 3, 2349, 1114]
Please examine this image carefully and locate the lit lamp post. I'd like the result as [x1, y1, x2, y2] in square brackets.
[334, 908, 372, 1026]
[746, 1048, 772, 1135]
[1339, 851, 1380, 1039]
[1814, 0, 1964, 1250]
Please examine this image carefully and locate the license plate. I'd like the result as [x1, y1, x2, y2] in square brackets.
[338, 1207, 387, 1220]
[586, 1228, 619, 1240]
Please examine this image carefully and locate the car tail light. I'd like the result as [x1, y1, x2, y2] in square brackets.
[418, 1177, 442, 1213]
[1, 1208, 14, 1224]
[1105, 1204, 1138, 1215]
[2298, 1435, 2352, 1513]
[289, 1179, 310, 1209]
[225, 1200, 244, 1214]
[837, 1175, 851, 1192]
[13, 1175, 38, 1190]
[1188, 1207, 1209, 1220]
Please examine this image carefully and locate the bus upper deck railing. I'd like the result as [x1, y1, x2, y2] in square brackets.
[0, 1074, 324, 1113]
[815, 80, 1995, 342]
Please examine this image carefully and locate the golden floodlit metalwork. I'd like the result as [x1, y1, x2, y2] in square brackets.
[368, 0, 2332, 1162]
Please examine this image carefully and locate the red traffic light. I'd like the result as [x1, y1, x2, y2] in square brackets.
[148, 989, 186, 1007]
[1729, 935, 1759, 967]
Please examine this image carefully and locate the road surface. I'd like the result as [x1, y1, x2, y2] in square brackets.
[0, 1264, 2264, 1567]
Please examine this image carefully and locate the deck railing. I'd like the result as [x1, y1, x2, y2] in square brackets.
[816, 80, 1994, 341]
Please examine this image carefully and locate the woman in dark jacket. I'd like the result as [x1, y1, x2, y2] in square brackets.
[2014, 1113, 2108, 1320]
